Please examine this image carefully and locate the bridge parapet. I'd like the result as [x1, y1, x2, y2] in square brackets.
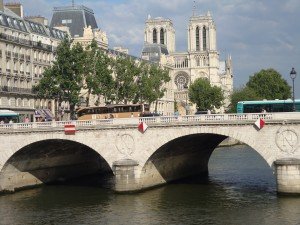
[0, 112, 299, 132]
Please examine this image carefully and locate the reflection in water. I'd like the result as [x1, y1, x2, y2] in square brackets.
[1, 145, 300, 225]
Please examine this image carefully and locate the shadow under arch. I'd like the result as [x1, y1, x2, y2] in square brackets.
[139, 133, 227, 190]
[0, 139, 113, 192]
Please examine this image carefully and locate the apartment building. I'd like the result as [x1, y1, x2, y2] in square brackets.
[0, 2, 66, 121]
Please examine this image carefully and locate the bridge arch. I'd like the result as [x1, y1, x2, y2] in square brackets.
[0, 138, 113, 192]
[136, 126, 275, 190]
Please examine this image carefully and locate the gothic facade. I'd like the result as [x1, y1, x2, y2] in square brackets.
[142, 11, 233, 114]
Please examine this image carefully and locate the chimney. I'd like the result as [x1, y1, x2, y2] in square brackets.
[5, 3, 24, 17]
[0, 0, 4, 12]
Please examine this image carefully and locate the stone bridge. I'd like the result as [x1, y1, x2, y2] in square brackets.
[1, 113, 300, 194]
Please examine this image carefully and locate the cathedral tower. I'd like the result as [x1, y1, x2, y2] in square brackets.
[188, 11, 217, 52]
[144, 15, 175, 53]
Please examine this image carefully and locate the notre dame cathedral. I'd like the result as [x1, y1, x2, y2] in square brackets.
[141, 10, 233, 115]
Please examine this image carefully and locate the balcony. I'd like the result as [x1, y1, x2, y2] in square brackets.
[0, 33, 54, 52]
[32, 41, 53, 52]
[0, 32, 31, 46]
[20, 71, 25, 80]
[19, 54, 25, 61]
[0, 85, 33, 94]
[13, 70, 19, 80]
[5, 51, 11, 58]
[25, 55, 31, 62]
[13, 52, 19, 60]
[5, 69, 11, 78]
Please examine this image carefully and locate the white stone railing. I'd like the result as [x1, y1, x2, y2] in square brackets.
[0, 112, 300, 131]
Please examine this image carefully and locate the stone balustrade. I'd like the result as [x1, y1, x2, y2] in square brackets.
[0, 112, 300, 131]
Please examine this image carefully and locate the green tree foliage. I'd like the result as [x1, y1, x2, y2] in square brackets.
[33, 37, 85, 118]
[112, 56, 141, 104]
[149, 65, 170, 112]
[134, 63, 170, 112]
[133, 62, 153, 104]
[246, 69, 291, 100]
[189, 78, 224, 111]
[228, 86, 261, 113]
[84, 39, 113, 106]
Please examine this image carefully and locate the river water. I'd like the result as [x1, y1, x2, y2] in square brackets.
[1, 145, 300, 225]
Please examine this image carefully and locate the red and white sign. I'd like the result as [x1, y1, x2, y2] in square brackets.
[64, 124, 76, 135]
[138, 122, 148, 133]
[254, 118, 265, 130]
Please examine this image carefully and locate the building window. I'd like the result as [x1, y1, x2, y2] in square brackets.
[195, 57, 200, 66]
[196, 26, 200, 51]
[62, 19, 72, 24]
[153, 28, 157, 43]
[160, 28, 164, 45]
[203, 26, 207, 51]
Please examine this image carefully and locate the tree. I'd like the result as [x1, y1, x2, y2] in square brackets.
[135, 63, 170, 112]
[149, 65, 170, 112]
[189, 78, 224, 111]
[112, 56, 141, 104]
[33, 37, 85, 119]
[228, 86, 261, 113]
[246, 68, 291, 100]
[84, 39, 113, 106]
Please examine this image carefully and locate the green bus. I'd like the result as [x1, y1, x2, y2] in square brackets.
[237, 99, 300, 113]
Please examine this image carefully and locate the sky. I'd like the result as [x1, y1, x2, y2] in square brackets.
[14, 0, 300, 98]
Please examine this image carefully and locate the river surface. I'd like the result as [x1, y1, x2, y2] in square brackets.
[1, 145, 300, 225]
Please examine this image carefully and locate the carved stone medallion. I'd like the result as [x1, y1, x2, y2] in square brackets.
[115, 133, 135, 156]
[276, 128, 299, 154]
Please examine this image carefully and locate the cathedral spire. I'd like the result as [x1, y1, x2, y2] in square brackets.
[192, 1, 196, 16]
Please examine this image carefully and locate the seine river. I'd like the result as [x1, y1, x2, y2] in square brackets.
[1, 145, 300, 225]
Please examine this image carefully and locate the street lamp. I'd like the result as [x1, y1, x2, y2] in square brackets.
[290, 68, 297, 112]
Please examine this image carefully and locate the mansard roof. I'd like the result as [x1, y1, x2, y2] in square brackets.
[50, 5, 98, 37]
[0, 6, 66, 40]
[0, 10, 28, 33]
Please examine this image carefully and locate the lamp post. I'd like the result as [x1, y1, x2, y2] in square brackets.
[290, 68, 297, 112]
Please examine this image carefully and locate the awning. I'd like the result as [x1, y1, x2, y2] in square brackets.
[34, 109, 54, 121]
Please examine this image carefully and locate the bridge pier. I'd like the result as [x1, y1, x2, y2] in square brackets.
[275, 158, 300, 195]
[112, 159, 140, 192]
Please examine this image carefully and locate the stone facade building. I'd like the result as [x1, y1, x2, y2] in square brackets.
[0, 1, 66, 122]
[0, 1, 233, 120]
[142, 11, 233, 115]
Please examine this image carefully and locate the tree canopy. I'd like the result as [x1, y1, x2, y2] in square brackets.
[84, 39, 113, 106]
[246, 68, 291, 100]
[33, 37, 86, 118]
[34, 37, 171, 119]
[228, 86, 261, 113]
[188, 78, 224, 111]
[228, 68, 292, 113]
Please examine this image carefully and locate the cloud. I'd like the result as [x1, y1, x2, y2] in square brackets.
[18, 0, 300, 96]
